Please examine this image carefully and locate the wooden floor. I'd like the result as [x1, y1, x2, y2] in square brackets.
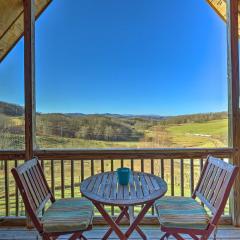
[0, 226, 240, 240]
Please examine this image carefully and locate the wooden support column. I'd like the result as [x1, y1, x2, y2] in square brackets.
[24, 0, 36, 161]
[227, 0, 240, 227]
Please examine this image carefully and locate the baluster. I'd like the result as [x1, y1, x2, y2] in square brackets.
[151, 159, 154, 174]
[5, 160, 9, 216]
[71, 160, 74, 198]
[101, 159, 104, 172]
[200, 158, 204, 172]
[161, 159, 164, 179]
[121, 159, 124, 168]
[141, 159, 144, 172]
[15, 160, 19, 216]
[91, 159, 94, 176]
[190, 158, 194, 194]
[51, 159, 55, 196]
[180, 159, 184, 196]
[61, 159, 65, 198]
[40, 159, 44, 171]
[131, 158, 134, 171]
[151, 159, 154, 215]
[81, 160, 84, 182]
[110, 159, 114, 216]
[170, 159, 174, 196]
[111, 159, 114, 172]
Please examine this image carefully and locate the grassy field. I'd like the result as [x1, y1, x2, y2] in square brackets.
[0, 117, 230, 217]
[34, 118, 228, 149]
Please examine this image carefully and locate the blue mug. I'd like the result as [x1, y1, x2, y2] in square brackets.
[117, 167, 130, 185]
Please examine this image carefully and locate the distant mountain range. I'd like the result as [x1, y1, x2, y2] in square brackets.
[66, 112, 166, 120]
[0, 101, 166, 119]
[0, 101, 24, 116]
[0, 101, 227, 122]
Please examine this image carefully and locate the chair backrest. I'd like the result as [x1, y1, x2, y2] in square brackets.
[11, 157, 55, 231]
[193, 155, 239, 225]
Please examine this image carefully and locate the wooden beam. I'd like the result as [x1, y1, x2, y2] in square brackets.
[23, 0, 36, 228]
[227, 0, 240, 227]
[24, 0, 36, 161]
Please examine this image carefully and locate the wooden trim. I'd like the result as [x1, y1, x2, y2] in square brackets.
[24, 0, 36, 161]
[227, 0, 240, 227]
[0, 148, 233, 161]
[0, 148, 234, 161]
[206, 0, 227, 23]
[34, 148, 234, 160]
[0, 0, 52, 63]
[0, 151, 25, 160]
[0, 215, 233, 227]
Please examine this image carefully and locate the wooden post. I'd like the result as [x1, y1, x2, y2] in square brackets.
[24, 0, 36, 161]
[227, 0, 240, 226]
[24, 0, 36, 228]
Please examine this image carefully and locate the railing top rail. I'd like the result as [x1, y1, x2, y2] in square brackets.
[0, 147, 235, 160]
[35, 147, 234, 160]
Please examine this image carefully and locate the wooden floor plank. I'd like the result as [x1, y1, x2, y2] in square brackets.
[0, 226, 240, 239]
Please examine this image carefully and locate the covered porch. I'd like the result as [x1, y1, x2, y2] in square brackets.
[1, 0, 240, 239]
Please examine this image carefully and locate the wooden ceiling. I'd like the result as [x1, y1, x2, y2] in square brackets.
[0, 0, 51, 62]
[207, 0, 240, 33]
[0, 0, 238, 63]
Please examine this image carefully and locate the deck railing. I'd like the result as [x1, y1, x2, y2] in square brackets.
[0, 148, 234, 224]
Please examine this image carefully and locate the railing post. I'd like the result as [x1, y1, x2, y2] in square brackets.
[227, 0, 240, 226]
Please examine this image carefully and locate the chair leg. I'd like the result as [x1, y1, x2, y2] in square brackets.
[160, 233, 170, 240]
[42, 233, 52, 240]
[213, 226, 218, 240]
[69, 232, 83, 240]
[172, 233, 185, 240]
[81, 235, 88, 240]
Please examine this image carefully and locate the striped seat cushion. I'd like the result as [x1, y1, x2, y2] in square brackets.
[155, 196, 210, 230]
[42, 198, 93, 233]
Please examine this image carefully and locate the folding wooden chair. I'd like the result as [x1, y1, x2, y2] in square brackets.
[12, 157, 93, 240]
[155, 155, 239, 240]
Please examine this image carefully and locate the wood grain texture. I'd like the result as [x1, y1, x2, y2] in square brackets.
[0, 226, 240, 240]
[35, 148, 234, 160]
[80, 171, 167, 206]
[0, 0, 52, 62]
[24, 0, 36, 161]
[226, 0, 240, 227]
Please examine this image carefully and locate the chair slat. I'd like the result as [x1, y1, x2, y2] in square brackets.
[194, 156, 239, 221]
[213, 171, 231, 209]
[207, 168, 223, 204]
[22, 171, 40, 209]
[197, 163, 212, 193]
[199, 163, 215, 195]
[26, 169, 43, 205]
[33, 164, 49, 196]
[210, 169, 228, 207]
[11, 157, 55, 233]
[202, 165, 219, 199]
[30, 166, 45, 201]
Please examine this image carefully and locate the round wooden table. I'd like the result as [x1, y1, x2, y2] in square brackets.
[80, 171, 167, 240]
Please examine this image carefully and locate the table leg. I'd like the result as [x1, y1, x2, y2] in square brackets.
[93, 202, 127, 240]
[103, 206, 129, 240]
[102, 205, 148, 240]
[119, 206, 147, 240]
[125, 201, 153, 239]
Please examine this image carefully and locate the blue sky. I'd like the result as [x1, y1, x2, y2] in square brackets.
[0, 0, 227, 116]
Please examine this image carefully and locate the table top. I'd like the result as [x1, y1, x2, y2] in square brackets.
[80, 171, 167, 206]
